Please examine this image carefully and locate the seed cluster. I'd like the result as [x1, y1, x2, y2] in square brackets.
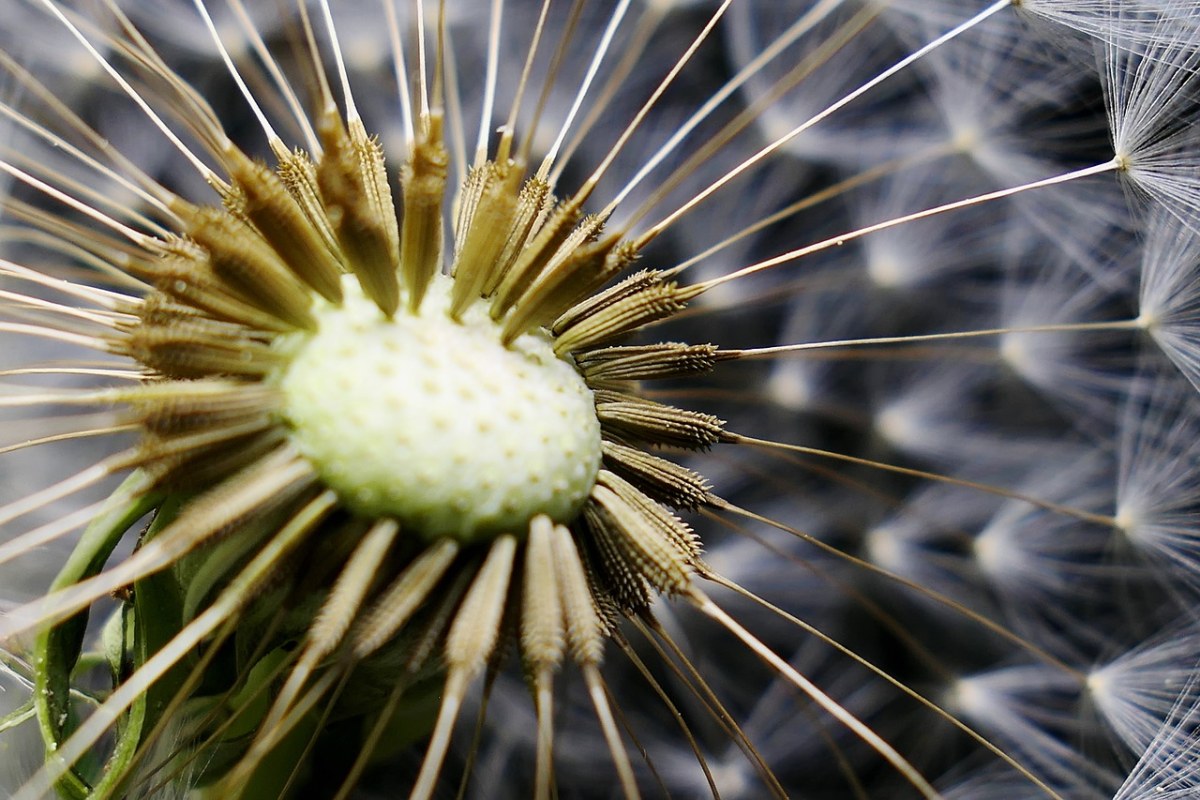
[32, 98, 729, 794]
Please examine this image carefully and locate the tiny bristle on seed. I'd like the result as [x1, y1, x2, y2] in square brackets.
[552, 271, 702, 354]
[316, 108, 401, 316]
[223, 146, 345, 303]
[137, 239, 296, 333]
[601, 440, 714, 509]
[449, 158, 520, 317]
[491, 195, 586, 320]
[576, 342, 720, 384]
[400, 112, 450, 311]
[181, 205, 317, 330]
[521, 515, 566, 670]
[594, 390, 726, 450]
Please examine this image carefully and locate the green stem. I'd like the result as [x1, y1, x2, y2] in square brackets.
[34, 470, 159, 800]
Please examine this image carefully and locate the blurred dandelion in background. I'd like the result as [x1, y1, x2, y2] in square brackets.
[0, 0, 1198, 798]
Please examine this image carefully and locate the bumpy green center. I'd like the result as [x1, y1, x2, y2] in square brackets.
[276, 274, 602, 542]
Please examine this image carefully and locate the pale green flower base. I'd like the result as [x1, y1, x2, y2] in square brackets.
[276, 274, 602, 542]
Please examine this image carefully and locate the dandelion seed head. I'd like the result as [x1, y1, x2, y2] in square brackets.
[2, 0, 1200, 797]
[872, 408, 912, 451]
[972, 520, 1021, 580]
[765, 362, 813, 411]
[998, 330, 1036, 374]
[863, 245, 914, 289]
[864, 521, 908, 573]
[708, 758, 753, 798]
